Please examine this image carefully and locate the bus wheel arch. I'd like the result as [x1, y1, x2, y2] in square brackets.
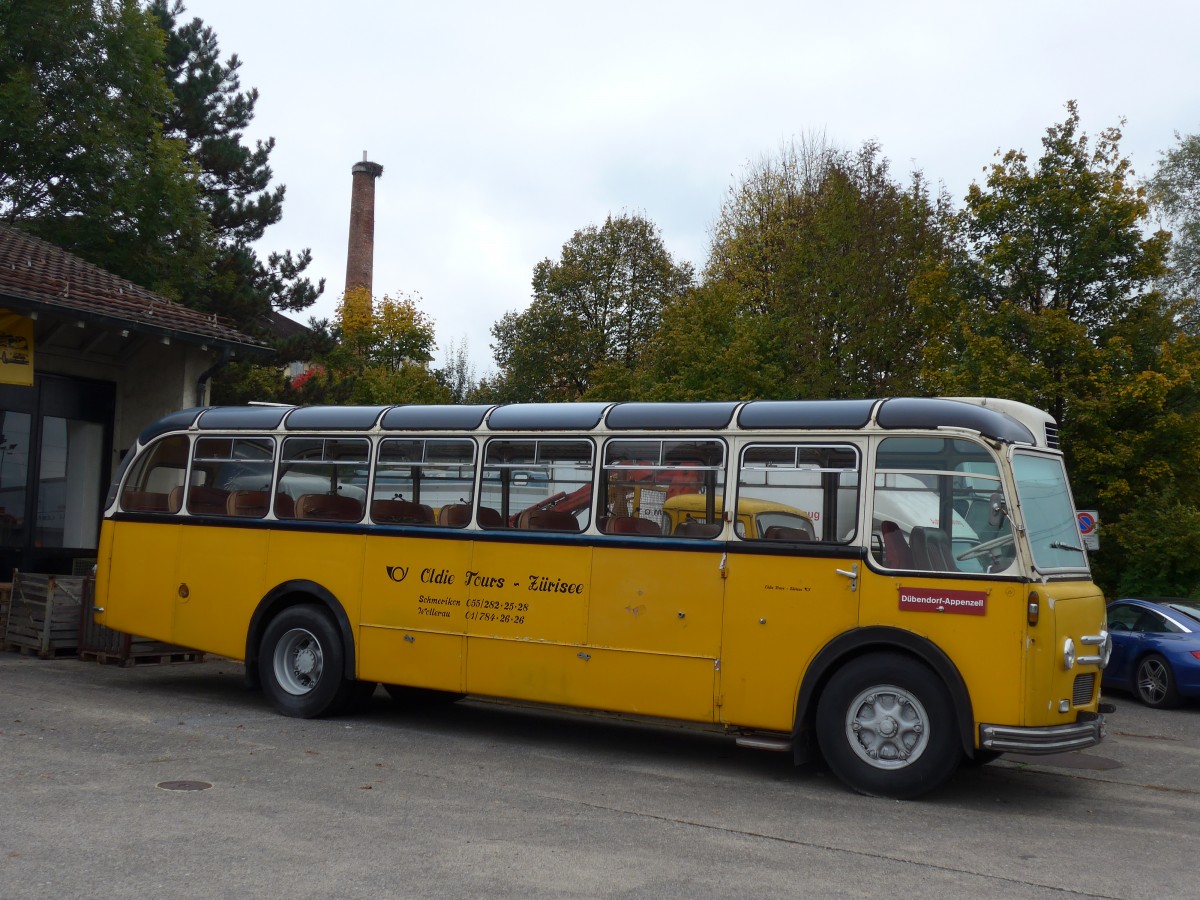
[793, 627, 975, 767]
[245, 580, 357, 693]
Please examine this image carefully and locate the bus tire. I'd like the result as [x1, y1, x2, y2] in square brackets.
[260, 605, 353, 718]
[816, 653, 960, 799]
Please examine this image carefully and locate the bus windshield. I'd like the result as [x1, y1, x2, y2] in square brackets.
[1012, 452, 1088, 572]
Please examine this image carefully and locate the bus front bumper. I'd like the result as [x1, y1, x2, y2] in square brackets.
[979, 712, 1105, 754]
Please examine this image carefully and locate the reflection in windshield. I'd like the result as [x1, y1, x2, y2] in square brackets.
[1013, 453, 1088, 571]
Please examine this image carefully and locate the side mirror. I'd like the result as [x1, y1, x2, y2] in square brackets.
[987, 492, 1008, 528]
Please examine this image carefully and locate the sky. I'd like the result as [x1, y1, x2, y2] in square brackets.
[188, 0, 1200, 376]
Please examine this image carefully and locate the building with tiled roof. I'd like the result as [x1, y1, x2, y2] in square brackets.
[0, 223, 273, 578]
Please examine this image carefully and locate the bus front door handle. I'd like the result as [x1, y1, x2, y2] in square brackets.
[836, 564, 858, 593]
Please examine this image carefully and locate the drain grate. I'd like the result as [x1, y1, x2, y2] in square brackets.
[156, 780, 213, 792]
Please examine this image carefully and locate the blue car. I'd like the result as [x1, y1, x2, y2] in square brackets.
[1104, 598, 1200, 708]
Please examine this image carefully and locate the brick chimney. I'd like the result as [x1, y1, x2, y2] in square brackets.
[344, 152, 384, 302]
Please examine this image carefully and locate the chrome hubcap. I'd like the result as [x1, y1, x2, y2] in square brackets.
[845, 685, 929, 770]
[273, 627, 324, 696]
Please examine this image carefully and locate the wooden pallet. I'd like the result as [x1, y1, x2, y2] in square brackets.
[79, 647, 205, 667]
[3, 572, 85, 658]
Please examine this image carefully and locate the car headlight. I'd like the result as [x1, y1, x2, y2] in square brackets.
[1063, 637, 1076, 671]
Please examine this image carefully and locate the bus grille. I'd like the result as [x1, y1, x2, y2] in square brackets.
[1044, 422, 1060, 449]
[1072, 673, 1095, 706]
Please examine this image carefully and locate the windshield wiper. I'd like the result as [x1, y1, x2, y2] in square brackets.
[1049, 541, 1084, 553]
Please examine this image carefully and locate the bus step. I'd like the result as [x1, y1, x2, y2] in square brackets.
[735, 733, 793, 752]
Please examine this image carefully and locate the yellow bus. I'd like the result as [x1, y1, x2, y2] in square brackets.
[94, 398, 1109, 798]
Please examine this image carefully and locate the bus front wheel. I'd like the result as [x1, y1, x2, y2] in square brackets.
[815, 653, 960, 799]
[260, 605, 352, 718]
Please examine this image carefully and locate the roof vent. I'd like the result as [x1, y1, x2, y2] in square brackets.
[1044, 421, 1060, 450]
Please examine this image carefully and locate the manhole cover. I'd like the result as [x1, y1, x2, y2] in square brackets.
[156, 780, 213, 792]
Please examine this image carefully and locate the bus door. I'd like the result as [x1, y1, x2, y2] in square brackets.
[170, 436, 277, 658]
[719, 443, 864, 731]
[858, 436, 1026, 724]
[105, 435, 191, 644]
[586, 439, 727, 722]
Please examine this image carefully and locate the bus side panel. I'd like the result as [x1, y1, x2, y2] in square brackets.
[263, 528, 366, 652]
[465, 540, 591, 646]
[588, 545, 723, 658]
[358, 531, 469, 690]
[720, 551, 859, 731]
[858, 574, 1027, 730]
[173, 523, 270, 660]
[465, 639, 717, 721]
[358, 627, 464, 690]
[97, 520, 180, 644]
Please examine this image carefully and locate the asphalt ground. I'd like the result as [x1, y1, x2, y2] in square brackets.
[1, 652, 1197, 899]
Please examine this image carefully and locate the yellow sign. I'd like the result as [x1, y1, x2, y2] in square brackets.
[0, 309, 33, 386]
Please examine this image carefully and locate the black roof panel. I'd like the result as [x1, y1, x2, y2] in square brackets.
[197, 406, 292, 431]
[284, 406, 387, 431]
[738, 400, 876, 430]
[487, 403, 610, 431]
[876, 398, 1035, 444]
[380, 405, 494, 431]
[138, 408, 203, 444]
[606, 402, 739, 430]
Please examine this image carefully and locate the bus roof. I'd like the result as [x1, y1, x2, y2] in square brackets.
[139, 398, 1049, 449]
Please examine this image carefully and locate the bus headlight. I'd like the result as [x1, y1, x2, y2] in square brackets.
[1062, 638, 1076, 671]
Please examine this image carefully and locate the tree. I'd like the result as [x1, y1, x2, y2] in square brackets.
[922, 101, 1193, 596]
[0, 0, 211, 296]
[694, 138, 950, 399]
[490, 213, 693, 401]
[148, 0, 322, 330]
[1149, 128, 1200, 328]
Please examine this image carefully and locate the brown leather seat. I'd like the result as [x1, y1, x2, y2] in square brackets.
[122, 490, 171, 513]
[518, 509, 578, 532]
[186, 485, 230, 516]
[674, 520, 722, 538]
[226, 490, 271, 518]
[294, 493, 363, 523]
[606, 516, 660, 535]
[438, 503, 473, 527]
[910, 527, 955, 571]
[762, 525, 812, 541]
[371, 499, 435, 524]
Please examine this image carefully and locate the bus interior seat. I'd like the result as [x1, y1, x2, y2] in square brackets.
[274, 493, 295, 519]
[186, 485, 230, 516]
[762, 525, 811, 541]
[674, 520, 722, 538]
[438, 503, 473, 526]
[371, 499, 435, 525]
[518, 509, 578, 532]
[294, 493, 363, 523]
[606, 516, 660, 535]
[122, 490, 171, 513]
[227, 490, 270, 518]
[910, 526, 956, 571]
[880, 520, 912, 568]
[167, 486, 185, 514]
[476, 506, 504, 528]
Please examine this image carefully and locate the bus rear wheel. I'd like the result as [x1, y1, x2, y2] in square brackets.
[816, 653, 960, 799]
[260, 605, 353, 718]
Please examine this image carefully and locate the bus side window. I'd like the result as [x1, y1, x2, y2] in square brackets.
[737, 444, 858, 542]
[277, 437, 368, 521]
[120, 435, 189, 514]
[480, 439, 593, 532]
[374, 438, 476, 527]
[602, 439, 725, 537]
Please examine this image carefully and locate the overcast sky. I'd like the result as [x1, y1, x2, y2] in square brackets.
[189, 0, 1199, 375]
